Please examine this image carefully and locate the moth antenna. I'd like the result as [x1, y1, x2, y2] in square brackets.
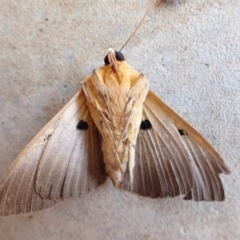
[119, 0, 157, 52]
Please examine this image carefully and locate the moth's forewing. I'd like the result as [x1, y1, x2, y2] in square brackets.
[0, 90, 106, 215]
[122, 90, 230, 201]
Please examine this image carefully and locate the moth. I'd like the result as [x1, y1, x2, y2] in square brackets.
[0, 48, 230, 216]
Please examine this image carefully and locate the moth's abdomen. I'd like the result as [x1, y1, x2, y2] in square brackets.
[101, 139, 126, 186]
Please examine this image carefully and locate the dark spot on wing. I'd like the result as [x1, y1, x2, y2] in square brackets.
[178, 129, 188, 136]
[140, 119, 152, 130]
[44, 134, 52, 141]
[77, 120, 88, 130]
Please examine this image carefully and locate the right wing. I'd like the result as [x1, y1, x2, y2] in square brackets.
[123, 90, 230, 201]
[0, 89, 106, 216]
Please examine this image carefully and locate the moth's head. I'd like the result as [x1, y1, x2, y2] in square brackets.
[104, 48, 125, 73]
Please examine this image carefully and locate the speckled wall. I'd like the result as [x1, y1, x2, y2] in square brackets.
[0, 0, 239, 239]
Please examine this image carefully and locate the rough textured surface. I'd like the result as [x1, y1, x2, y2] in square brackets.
[0, 0, 239, 239]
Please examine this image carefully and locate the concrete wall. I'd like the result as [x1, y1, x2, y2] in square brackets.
[0, 0, 239, 239]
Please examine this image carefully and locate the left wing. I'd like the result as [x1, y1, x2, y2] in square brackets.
[123, 90, 230, 201]
[0, 89, 106, 215]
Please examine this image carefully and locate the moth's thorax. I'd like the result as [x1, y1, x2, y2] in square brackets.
[97, 61, 142, 88]
[83, 60, 149, 187]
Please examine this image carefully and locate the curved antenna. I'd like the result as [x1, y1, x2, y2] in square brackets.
[119, 0, 157, 52]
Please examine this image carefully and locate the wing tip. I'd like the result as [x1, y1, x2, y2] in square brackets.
[183, 190, 226, 202]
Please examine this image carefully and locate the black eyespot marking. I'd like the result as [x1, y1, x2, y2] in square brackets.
[140, 119, 152, 130]
[115, 51, 124, 61]
[77, 120, 88, 130]
[44, 134, 52, 141]
[178, 129, 188, 136]
[104, 55, 110, 65]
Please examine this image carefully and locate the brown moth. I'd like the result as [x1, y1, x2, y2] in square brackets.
[0, 48, 230, 216]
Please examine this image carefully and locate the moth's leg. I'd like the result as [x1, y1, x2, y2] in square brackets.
[115, 74, 149, 156]
[102, 139, 124, 187]
[92, 70, 114, 121]
[83, 71, 113, 121]
[124, 73, 149, 120]
[91, 70, 108, 98]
